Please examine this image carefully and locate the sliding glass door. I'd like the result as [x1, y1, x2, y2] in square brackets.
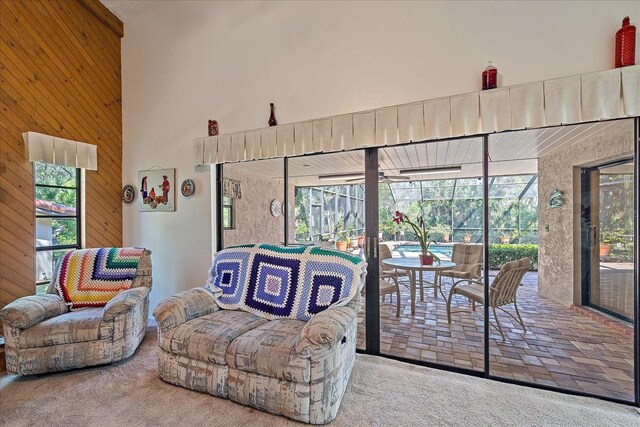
[488, 119, 636, 402]
[377, 138, 485, 371]
[288, 151, 370, 351]
[217, 116, 639, 405]
[582, 159, 635, 322]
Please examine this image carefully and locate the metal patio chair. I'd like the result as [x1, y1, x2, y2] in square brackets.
[446, 257, 530, 340]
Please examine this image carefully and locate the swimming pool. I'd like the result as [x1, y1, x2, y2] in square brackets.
[393, 243, 453, 259]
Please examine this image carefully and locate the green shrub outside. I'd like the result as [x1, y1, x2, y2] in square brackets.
[488, 244, 538, 271]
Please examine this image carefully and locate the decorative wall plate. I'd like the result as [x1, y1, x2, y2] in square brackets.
[270, 199, 281, 217]
[121, 185, 135, 204]
[181, 179, 196, 197]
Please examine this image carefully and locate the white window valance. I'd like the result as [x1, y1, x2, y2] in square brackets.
[194, 65, 640, 165]
[23, 132, 98, 170]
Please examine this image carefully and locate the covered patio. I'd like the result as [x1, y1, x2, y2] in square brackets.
[356, 271, 634, 401]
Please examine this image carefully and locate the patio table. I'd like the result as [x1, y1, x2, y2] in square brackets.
[382, 258, 456, 315]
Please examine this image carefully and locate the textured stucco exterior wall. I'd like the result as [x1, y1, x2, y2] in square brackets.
[223, 166, 295, 247]
[538, 129, 634, 307]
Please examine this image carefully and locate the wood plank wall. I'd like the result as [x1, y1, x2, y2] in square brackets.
[0, 0, 123, 308]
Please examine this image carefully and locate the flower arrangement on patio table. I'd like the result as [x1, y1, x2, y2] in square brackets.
[392, 210, 440, 265]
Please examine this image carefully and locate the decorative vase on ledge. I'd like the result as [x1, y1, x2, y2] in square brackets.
[615, 16, 636, 68]
[482, 61, 497, 90]
[208, 119, 219, 136]
[420, 253, 434, 265]
[268, 103, 277, 127]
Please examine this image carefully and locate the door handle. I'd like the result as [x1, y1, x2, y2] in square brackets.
[373, 237, 378, 259]
[366, 237, 370, 258]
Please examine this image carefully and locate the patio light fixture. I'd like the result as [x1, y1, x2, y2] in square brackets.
[318, 172, 366, 181]
[398, 166, 462, 176]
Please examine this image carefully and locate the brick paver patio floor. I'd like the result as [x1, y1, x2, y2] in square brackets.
[356, 271, 634, 401]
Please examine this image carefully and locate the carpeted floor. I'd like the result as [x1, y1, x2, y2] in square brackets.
[0, 327, 638, 426]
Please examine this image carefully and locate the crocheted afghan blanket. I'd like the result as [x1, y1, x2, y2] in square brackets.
[206, 244, 367, 321]
[56, 248, 144, 310]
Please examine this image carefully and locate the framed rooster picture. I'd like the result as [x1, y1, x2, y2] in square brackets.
[138, 168, 175, 212]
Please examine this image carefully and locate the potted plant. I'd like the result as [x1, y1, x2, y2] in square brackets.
[599, 231, 613, 257]
[432, 224, 453, 243]
[392, 211, 440, 265]
[334, 212, 359, 252]
[599, 243, 612, 257]
[351, 235, 360, 250]
[333, 222, 347, 251]
[463, 232, 473, 244]
[499, 232, 511, 244]
[344, 234, 353, 250]
[335, 236, 349, 252]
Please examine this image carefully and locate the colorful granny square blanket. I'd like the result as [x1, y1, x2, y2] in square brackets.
[56, 248, 144, 310]
[206, 244, 367, 321]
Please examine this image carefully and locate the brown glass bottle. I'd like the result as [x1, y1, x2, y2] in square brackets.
[208, 119, 218, 136]
[268, 103, 277, 127]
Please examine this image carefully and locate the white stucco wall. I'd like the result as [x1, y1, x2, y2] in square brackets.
[121, 0, 640, 309]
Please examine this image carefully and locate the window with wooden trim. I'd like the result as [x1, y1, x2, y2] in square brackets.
[34, 162, 81, 294]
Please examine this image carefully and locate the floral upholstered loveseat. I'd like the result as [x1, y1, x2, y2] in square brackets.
[153, 244, 367, 424]
[0, 248, 152, 375]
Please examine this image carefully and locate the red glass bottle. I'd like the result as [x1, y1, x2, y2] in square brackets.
[268, 103, 277, 127]
[482, 61, 497, 90]
[615, 16, 636, 68]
